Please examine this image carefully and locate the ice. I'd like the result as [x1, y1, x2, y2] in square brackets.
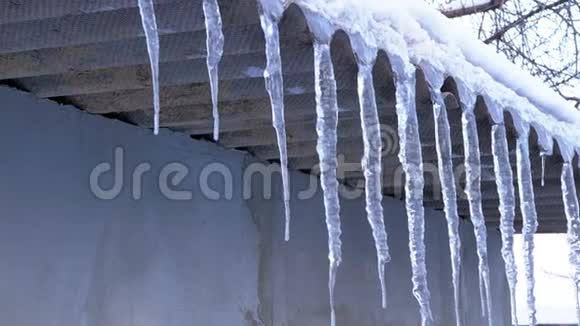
[491, 123, 518, 326]
[514, 124, 538, 326]
[430, 89, 462, 325]
[391, 62, 432, 325]
[258, 4, 292, 241]
[302, 8, 342, 325]
[421, 66, 461, 325]
[534, 125, 553, 188]
[561, 161, 580, 325]
[356, 56, 391, 308]
[202, 0, 224, 141]
[541, 155, 546, 187]
[244, 66, 264, 78]
[313, 40, 342, 326]
[137, 0, 160, 135]
[459, 88, 492, 325]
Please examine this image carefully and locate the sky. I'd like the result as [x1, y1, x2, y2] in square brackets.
[514, 234, 577, 324]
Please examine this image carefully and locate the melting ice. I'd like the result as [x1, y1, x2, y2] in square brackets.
[202, 0, 224, 141]
[429, 86, 462, 325]
[357, 58, 391, 308]
[313, 40, 343, 326]
[491, 123, 519, 326]
[137, 0, 161, 135]
[515, 125, 538, 326]
[258, 4, 292, 241]
[187, 1, 580, 326]
[392, 62, 432, 325]
[561, 161, 580, 325]
[460, 91, 493, 325]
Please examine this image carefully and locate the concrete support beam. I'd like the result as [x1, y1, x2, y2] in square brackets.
[250, 138, 439, 160]
[218, 114, 404, 148]
[17, 48, 315, 97]
[71, 69, 364, 114]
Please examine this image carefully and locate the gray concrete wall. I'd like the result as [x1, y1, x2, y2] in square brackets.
[0, 87, 509, 325]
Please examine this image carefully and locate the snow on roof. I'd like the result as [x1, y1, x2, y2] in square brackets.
[436, 0, 495, 12]
[285, 0, 580, 157]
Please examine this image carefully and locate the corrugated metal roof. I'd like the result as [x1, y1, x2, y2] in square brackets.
[0, 0, 574, 232]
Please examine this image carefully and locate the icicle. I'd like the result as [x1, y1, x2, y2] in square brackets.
[561, 161, 580, 325]
[541, 154, 546, 187]
[258, 4, 292, 241]
[533, 125, 553, 189]
[356, 58, 390, 309]
[432, 93, 462, 325]
[391, 62, 432, 325]
[313, 40, 342, 326]
[514, 125, 538, 326]
[137, 0, 161, 135]
[423, 71, 461, 325]
[202, 0, 224, 141]
[491, 123, 519, 326]
[459, 91, 493, 325]
[302, 9, 342, 325]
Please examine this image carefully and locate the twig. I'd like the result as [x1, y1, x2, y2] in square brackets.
[442, 0, 506, 18]
[484, 0, 569, 44]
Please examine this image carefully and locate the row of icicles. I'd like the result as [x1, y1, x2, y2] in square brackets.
[136, 1, 580, 325]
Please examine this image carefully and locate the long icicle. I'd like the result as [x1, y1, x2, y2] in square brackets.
[202, 0, 224, 141]
[515, 126, 538, 326]
[460, 97, 493, 325]
[560, 161, 580, 325]
[430, 89, 462, 326]
[491, 123, 519, 326]
[137, 0, 161, 135]
[392, 63, 432, 325]
[313, 40, 342, 326]
[258, 6, 292, 241]
[357, 60, 391, 308]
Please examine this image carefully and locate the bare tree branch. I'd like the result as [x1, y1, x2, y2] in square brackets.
[541, 267, 573, 280]
[562, 95, 580, 108]
[430, 0, 580, 108]
[484, 0, 569, 44]
[442, 0, 507, 18]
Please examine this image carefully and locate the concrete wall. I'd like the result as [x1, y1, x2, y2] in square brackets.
[0, 87, 509, 325]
